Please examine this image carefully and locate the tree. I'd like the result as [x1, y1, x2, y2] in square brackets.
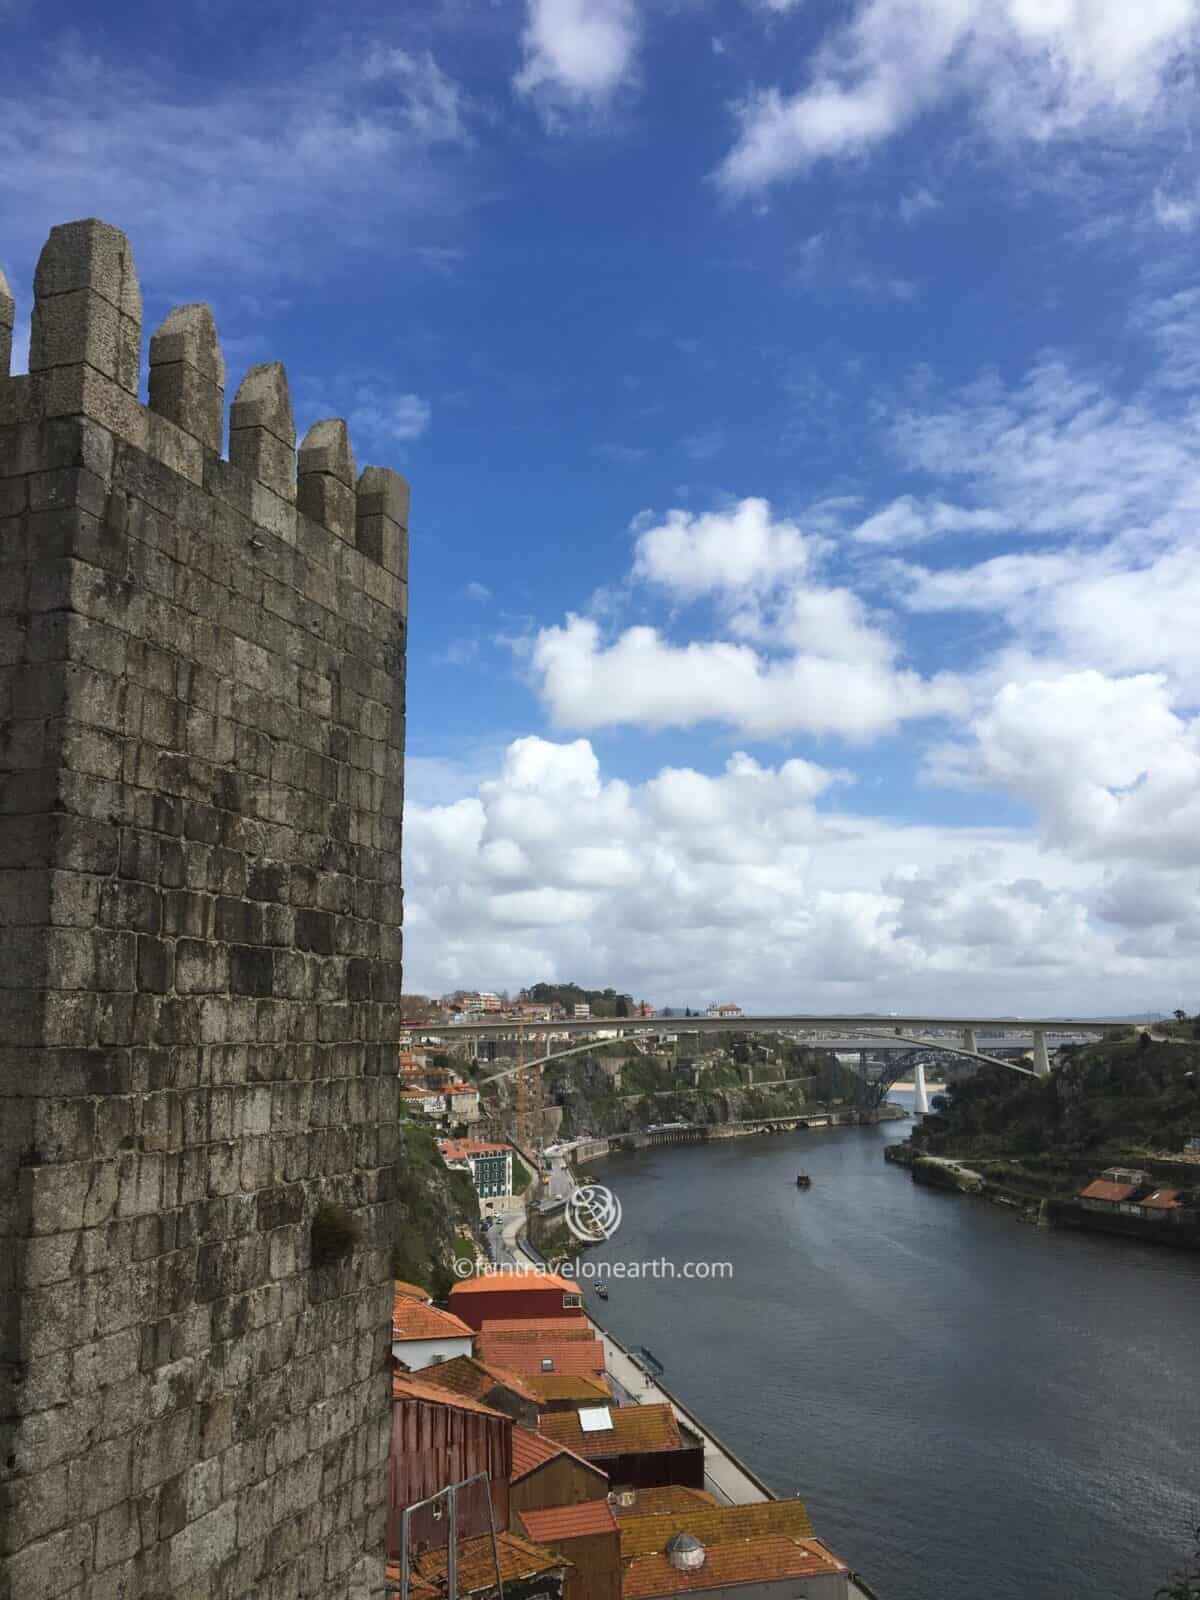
[1174, 1009, 1188, 1023]
[1155, 1525, 1200, 1599]
[616, 996, 629, 1018]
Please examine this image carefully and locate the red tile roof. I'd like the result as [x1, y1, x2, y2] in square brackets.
[440, 1138, 512, 1160]
[393, 1280, 433, 1304]
[392, 1298, 474, 1342]
[477, 1337, 606, 1378]
[415, 1354, 540, 1406]
[536, 1403, 683, 1459]
[510, 1424, 609, 1484]
[518, 1373, 612, 1404]
[611, 1488, 719, 1520]
[391, 1531, 570, 1600]
[1078, 1179, 1138, 1203]
[622, 1535, 842, 1597]
[480, 1317, 595, 1338]
[519, 1500, 619, 1542]
[618, 1500, 814, 1558]
[1140, 1188, 1183, 1209]
[450, 1269, 577, 1297]
[391, 1370, 510, 1419]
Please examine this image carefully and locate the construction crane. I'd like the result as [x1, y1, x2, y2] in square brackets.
[515, 1019, 526, 1151]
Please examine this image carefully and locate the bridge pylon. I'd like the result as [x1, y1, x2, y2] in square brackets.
[913, 1061, 930, 1116]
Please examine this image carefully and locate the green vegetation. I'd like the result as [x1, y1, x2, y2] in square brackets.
[511, 1152, 534, 1194]
[311, 1200, 361, 1267]
[452, 1233, 477, 1271]
[521, 981, 636, 1018]
[911, 1028, 1200, 1189]
[391, 1118, 480, 1299]
[531, 1032, 862, 1140]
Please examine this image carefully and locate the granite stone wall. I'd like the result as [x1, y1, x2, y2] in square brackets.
[0, 220, 407, 1600]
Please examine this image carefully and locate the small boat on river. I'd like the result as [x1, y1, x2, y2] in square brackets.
[795, 1173, 812, 1189]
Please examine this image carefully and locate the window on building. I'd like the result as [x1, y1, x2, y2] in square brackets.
[562, 1294, 582, 1308]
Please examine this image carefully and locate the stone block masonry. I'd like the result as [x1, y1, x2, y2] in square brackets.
[0, 220, 408, 1600]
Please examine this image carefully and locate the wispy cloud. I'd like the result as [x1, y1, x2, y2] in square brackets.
[715, 0, 1198, 195]
[0, 36, 474, 297]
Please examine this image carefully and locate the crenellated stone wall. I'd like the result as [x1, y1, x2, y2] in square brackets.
[0, 220, 408, 1600]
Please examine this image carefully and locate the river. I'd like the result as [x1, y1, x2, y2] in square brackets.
[582, 1109, 1200, 1600]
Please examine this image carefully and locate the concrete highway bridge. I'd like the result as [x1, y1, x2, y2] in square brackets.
[437, 1014, 1125, 1101]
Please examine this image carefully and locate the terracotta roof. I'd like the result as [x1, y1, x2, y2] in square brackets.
[622, 1534, 842, 1597]
[415, 1354, 540, 1406]
[537, 1403, 683, 1459]
[450, 1269, 577, 1296]
[479, 1317, 595, 1339]
[611, 1487, 720, 1520]
[1140, 1188, 1183, 1209]
[617, 1499, 814, 1558]
[391, 1370, 510, 1419]
[478, 1337, 606, 1377]
[518, 1373, 612, 1404]
[393, 1279, 433, 1304]
[510, 1424, 610, 1484]
[1078, 1179, 1138, 1203]
[390, 1531, 571, 1600]
[519, 1500, 619, 1542]
[392, 1299, 475, 1342]
[440, 1138, 512, 1160]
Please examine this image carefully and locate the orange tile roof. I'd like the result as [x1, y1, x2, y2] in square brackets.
[415, 1354, 540, 1406]
[477, 1337, 607, 1377]
[440, 1138, 512, 1160]
[393, 1280, 433, 1304]
[622, 1534, 842, 1597]
[518, 1373, 612, 1404]
[1078, 1179, 1138, 1203]
[536, 1403, 683, 1459]
[519, 1500, 619, 1542]
[480, 1318, 596, 1340]
[390, 1531, 571, 1600]
[1141, 1188, 1183, 1209]
[617, 1499, 814, 1558]
[391, 1370, 510, 1419]
[611, 1488, 720, 1521]
[450, 1269, 577, 1296]
[392, 1299, 474, 1342]
[510, 1424, 610, 1484]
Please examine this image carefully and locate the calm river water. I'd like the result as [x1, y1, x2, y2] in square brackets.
[583, 1111, 1200, 1600]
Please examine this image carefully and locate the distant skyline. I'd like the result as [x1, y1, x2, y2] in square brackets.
[5, 0, 1200, 1013]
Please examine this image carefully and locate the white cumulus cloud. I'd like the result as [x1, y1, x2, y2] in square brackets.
[715, 0, 1198, 195]
[514, 0, 641, 126]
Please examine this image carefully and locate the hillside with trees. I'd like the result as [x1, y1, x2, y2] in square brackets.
[909, 1024, 1200, 1195]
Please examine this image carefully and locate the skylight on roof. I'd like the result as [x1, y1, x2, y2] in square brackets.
[579, 1406, 613, 1432]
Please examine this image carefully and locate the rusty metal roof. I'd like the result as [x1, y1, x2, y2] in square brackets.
[391, 1370, 511, 1418]
[415, 1354, 540, 1405]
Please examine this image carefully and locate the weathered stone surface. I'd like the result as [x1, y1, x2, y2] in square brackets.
[148, 304, 225, 455]
[229, 362, 296, 501]
[30, 220, 142, 396]
[0, 266, 14, 378]
[1, 219, 404, 1600]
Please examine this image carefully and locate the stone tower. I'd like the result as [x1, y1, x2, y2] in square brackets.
[0, 221, 407, 1600]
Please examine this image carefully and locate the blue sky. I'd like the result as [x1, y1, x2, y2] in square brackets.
[5, 0, 1200, 1011]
